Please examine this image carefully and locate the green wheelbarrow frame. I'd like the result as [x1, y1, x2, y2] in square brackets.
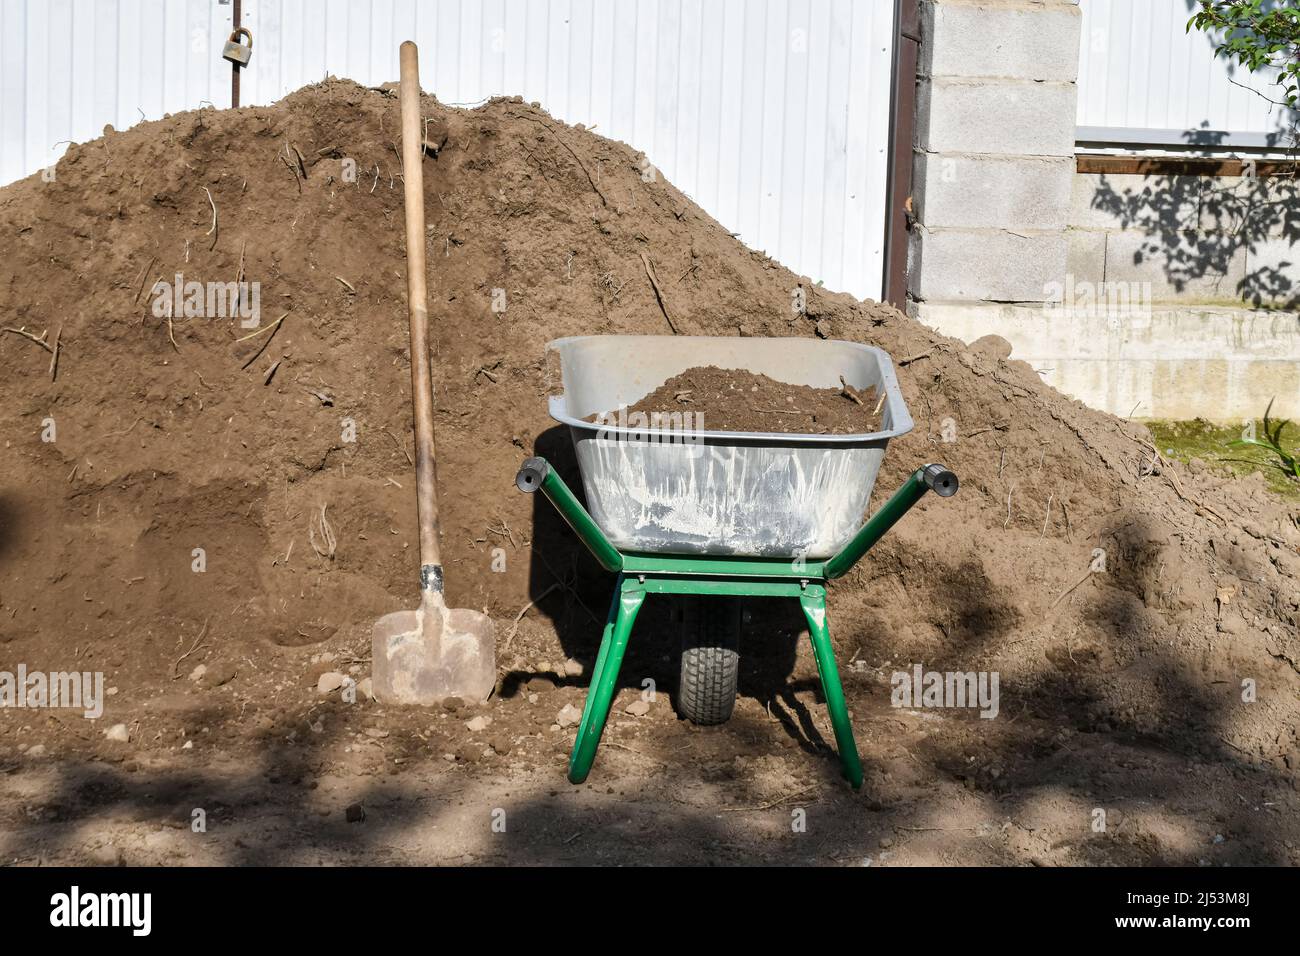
[514, 456, 958, 788]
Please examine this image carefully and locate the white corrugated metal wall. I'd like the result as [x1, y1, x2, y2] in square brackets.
[1076, 0, 1299, 150]
[0, 0, 896, 300]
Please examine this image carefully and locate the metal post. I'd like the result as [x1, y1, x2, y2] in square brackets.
[232, 0, 242, 108]
[883, 0, 921, 308]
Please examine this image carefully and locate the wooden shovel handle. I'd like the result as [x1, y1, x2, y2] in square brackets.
[398, 41, 443, 593]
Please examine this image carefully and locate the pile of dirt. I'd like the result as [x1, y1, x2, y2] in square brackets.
[0, 80, 1297, 862]
[587, 366, 881, 434]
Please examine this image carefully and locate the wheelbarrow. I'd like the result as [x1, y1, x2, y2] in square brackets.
[515, 335, 958, 787]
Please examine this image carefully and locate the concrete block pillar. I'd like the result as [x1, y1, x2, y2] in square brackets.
[908, 0, 1081, 307]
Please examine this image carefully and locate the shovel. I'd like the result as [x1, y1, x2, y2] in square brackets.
[372, 41, 497, 705]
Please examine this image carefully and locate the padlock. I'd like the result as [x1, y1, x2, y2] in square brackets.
[222, 27, 253, 66]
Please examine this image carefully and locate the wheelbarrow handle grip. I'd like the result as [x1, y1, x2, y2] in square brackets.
[515, 456, 624, 573]
[516, 456, 550, 493]
[921, 463, 959, 497]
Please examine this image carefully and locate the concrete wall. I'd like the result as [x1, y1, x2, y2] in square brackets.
[908, 0, 1080, 306]
[921, 302, 1300, 420]
[1069, 172, 1300, 310]
[907, 0, 1300, 422]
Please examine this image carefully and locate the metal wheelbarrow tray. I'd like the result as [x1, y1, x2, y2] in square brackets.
[547, 334, 913, 558]
[516, 335, 959, 787]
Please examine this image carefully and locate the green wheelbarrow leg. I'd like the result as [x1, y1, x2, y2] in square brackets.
[799, 589, 864, 789]
[568, 578, 646, 784]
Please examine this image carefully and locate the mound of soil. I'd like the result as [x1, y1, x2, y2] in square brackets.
[0, 79, 1297, 864]
[588, 366, 881, 434]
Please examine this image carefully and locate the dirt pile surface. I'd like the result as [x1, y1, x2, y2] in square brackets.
[588, 366, 881, 434]
[0, 80, 1297, 865]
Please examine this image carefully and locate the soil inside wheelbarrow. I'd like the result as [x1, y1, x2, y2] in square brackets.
[587, 366, 882, 434]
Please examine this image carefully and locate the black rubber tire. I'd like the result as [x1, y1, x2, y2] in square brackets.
[677, 597, 742, 725]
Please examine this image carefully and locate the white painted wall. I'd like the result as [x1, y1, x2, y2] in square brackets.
[1077, 0, 1299, 150]
[0, 0, 896, 301]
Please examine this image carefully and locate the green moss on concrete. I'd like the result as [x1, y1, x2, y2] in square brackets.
[1147, 418, 1300, 500]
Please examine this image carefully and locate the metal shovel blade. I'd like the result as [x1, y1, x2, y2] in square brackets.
[371, 594, 496, 705]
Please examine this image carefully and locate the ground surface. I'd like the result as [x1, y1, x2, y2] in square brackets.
[0, 81, 1297, 866]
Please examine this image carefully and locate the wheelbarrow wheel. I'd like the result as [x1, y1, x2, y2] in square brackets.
[677, 597, 742, 725]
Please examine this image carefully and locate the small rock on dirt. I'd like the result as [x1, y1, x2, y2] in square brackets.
[466, 715, 492, 732]
[345, 803, 366, 823]
[624, 699, 651, 717]
[488, 734, 513, 756]
[86, 843, 123, 867]
[104, 724, 130, 743]
[317, 672, 346, 694]
[188, 663, 206, 682]
[970, 334, 1013, 362]
[202, 661, 237, 687]
[526, 674, 557, 693]
[556, 703, 582, 728]
[562, 659, 584, 677]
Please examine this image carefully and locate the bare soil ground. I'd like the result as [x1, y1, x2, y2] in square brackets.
[0, 81, 1297, 865]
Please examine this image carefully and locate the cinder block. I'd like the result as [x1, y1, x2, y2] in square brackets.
[916, 77, 1077, 157]
[914, 153, 1072, 230]
[921, 0, 1082, 82]
[909, 225, 1068, 302]
[1199, 175, 1299, 240]
[1065, 228, 1106, 285]
[1104, 229, 1248, 302]
[1070, 172, 1201, 231]
[1243, 236, 1300, 308]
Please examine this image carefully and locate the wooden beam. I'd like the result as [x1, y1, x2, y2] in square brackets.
[1076, 154, 1300, 177]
